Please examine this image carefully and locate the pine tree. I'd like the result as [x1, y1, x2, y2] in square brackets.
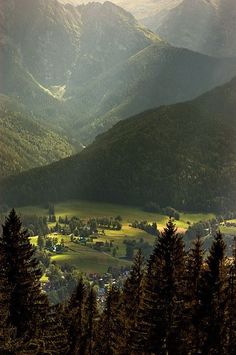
[199, 232, 228, 354]
[65, 277, 87, 355]
[83, 287, 98, 355]
[36, 304, 69, 354]
[0, 248, 15, 353]
[1, 209, 49, 341]
[185, 236, 204, 353]
[120, 249, 145, 354]
[134, 218, 185, 354]
[227, 237, 236, 355]
[94, 285, 122, 355]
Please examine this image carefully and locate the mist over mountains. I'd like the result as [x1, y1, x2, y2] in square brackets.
[144, 0, 236, 58]
[60, 0, 236, 58]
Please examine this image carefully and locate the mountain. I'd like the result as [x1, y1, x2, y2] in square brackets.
[1, 0, 157, 91]
[2, 0, 236, 152]
[0, 0, 160, 135]
[59, 1, 236, 58]
[142, 0, 236, 58]
[2, 77, 236, 212]
[0, 95, 73, 178]
[68, 44, 236, 142]
[59, 1, 183, 22]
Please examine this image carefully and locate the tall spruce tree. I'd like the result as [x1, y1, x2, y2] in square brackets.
[199, 232, 228, 354]
[227, 237, 236, 355]
[36, 304, 69, 354]
[65, 277, 87, 355]
[83, 287, 98, 355]
[185, 236, 204, 353]
[120, 249, 145, 354]
[134, 218, 185, 354]
[0, 247, 14, 353]
[94, 285, 122, 355]
[0, 209, 49, 341]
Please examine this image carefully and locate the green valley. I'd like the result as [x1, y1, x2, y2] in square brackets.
[18, 199, 215, 274]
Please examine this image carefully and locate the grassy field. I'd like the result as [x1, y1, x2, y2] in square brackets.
[18, 199, 214, 229]
[51, 242, 131, 274]
[220, 226, 236, 236]
[21, 199, 216, 274]
[43, 225, 154, 274]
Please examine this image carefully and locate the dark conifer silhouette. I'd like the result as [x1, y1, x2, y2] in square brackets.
[94, 285, 122, 355]
[227, 237, 236, 355]
[0, 210, 235, 354]
[66, 277, 87, 355]
[0, 244, 14, 353]
[83, 287, 98, 355]
[0, 209, 48, 340]
[120, 249, 145, 353]
[134, 218, 185, 354]
[185, 236, 204, 353]
[199, 232, 228, 354]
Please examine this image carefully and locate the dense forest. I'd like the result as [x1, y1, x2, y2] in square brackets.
[1, 76, 236, 212]
[0, 95, 73, 178]
[0, 210, 235, 354]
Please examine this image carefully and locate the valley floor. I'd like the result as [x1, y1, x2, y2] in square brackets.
[23, 200, 217, 274]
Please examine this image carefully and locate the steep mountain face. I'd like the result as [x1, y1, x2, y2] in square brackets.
[69, 44, 236, 142]
[2, 77, 236, 212]
[0, 95, 73, 178]
[142, 0, 236, 58]
[1, 0, 82, 86]
[2, 0, 236, 169]
[59, 0, 236, 58]
[1, 0, 157, 92]
[0, 0, 160, 131]
[59, 0, 183, 22]
[68, 1, 160, 88]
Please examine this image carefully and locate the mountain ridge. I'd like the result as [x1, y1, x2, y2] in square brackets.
[1, 77, 236, 212]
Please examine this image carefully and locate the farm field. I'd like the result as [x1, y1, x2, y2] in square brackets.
[220, 226, 236, 236]
[37, 225, 155, 274]
[51, 237, 131, 274]
[18, 199, 215, 228]
[19, 199, 229, 274]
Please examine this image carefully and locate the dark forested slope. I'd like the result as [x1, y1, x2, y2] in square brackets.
[0, 95, 73, 177]
[1, 77, 236, 212]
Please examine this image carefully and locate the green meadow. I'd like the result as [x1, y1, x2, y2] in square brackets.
[18, 199, 214, 228]
[22, 199, 218, 274]
[51, 239, 131, 274]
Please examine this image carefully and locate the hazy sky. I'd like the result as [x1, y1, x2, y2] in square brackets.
[58, 0, 183, 20]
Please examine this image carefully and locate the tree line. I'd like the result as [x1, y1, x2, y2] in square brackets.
[0, 210, 235, 354]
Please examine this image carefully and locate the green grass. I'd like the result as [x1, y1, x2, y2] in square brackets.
[226, 219, 236, 223]
[90, 224, 156, 258]
[50, 235, 131, 274]
[30, 236, 38, 246]
[47, 225, 153, 273]
[220, 226, 236, 236]
[21, 199, 215, 274]
[18, 199, 214, 229]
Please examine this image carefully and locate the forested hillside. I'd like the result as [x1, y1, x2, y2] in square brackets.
[2, 77, 236, 211]
[0, 95, 73, 177]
